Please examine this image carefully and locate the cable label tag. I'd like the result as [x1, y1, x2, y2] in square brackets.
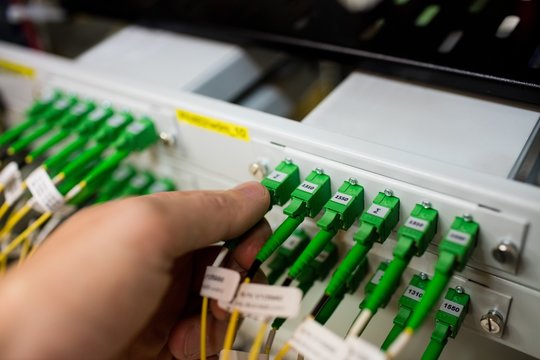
[439, 300, 464, 317]
[366, 204, 390, 218]
[346, 337, 386, 360]
[266, 171, 288, 183]
[371, 269, 385, 285]
[176, 109, 250, 142]
[298, 181, 318, 194]
[282, 234, 303, 250]
[218, 283, 301, 319]
[404, 216, 429, 232]
[404, 285, 425, 302]
[200, 266, 241, 302]
[26, 168, 65, 213]
[446, 229, 471, 246]
[88, 108, 107, 122]
[331, 192, 352, 206]
[289, 318, 348, 360]
[0, 162, 23, 205]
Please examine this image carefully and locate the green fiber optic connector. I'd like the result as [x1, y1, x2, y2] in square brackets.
[145, 178, 177, 194]
[119, 172, 155, 197]
[421, 288, 470, 360]
[361, 204, 437, 315]
[113, 117, 159, 152]
[267, 229, 311, 285]
[94, 112, 135, 144]
[261, 160, 300, 207]
[324, 192, 399, 297]
[253, 169, 331, 268]
[37, 108, 115, 169]
[95, 165, 137, 203]
[286, 179, 364, 281]
[403, 216, 479, 334]
[360, 261, 389, 308]
[315, 258, 369, 325]
[0, 91, 61, 148]
[26, 101, 96, 161]
[271, 241, 339, 331]
[7, 96, 77, 155]
[438, 217, 479, 271]
[26, 90, 62, 117]
[381, 273, 431, 350]
[284, 170, 332, 218]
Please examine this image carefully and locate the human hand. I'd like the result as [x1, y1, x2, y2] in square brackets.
[0, 182, 270, 360]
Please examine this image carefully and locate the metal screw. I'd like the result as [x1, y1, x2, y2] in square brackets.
[492, 240, 518, 264]
[348, 177, 358, 185]
[419, 272, 428, 281]
[462, 213, 473, 222]
[384, 188, 393, 197]
[159, 132, 176, 147]
[284, 158, 293, 164]
[421, 201, 432, 209]
[315, 167, 324, 175]
[249, 162, 268, 180]
[480, 310, 504, 335]
[455, 286, 464, 294]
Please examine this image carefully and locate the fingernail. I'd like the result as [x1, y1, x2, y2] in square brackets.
[233, 182, 266, 199]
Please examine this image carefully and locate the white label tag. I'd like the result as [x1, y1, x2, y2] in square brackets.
[71, 103, 87, 115]
[404, 285, 425, 301]
[298, 181, 318, 194]
[107, 114, 127, 127]
[346, 336, 386, 360]
[289, 318, 348, 360]
[218, 283, 301, 318]
[331, 192, 352, 206]
[219, 350, 267, 360]
[0, 162, 23, 205]
[88, 108, 106, 121]
[25, 168, 64, 212]
[315, 250, 329, 263]
[266, 170, 288, 183]
[127, 122, 145, 135]
[366, 204, 390, 218]
[404, 216, 429, 232]
[446, 230, 471, 246]
[200, 266, 241, 302]
[370, 269, 385, 285]
[439, 300, 464, 317]
[282, 234, 303, 251]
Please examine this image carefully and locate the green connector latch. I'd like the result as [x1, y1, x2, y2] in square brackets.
[94, 112, 134, 143]
[354, 191, 400, 246]
[119, 172, 155, 197]
[420, 287, 470, 360]
[360, 261, 389, 308]
[397, 204, 438, 257]
[284, 170, 331, 218]
[95, 165, 137, 203]
[318, 179, 365, 232]
[267, 229, 311, 285]
[77, 107, 114, 135]
[41, 96, 78, 123]
[381, 273, 431, 350]
[114, 117, 159, 152]
[438, 216, 479, 271]
[261, 160, 301, 206]
[58, 101, 96, 128]
[26, 90, 62, 117]
[145, 178, 177, 194]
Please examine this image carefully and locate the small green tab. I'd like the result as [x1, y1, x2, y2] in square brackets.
[397, 204, 438, 257]
[94, 112, 134, 143]
[360, 192, 400, 243]
[114, 117, 159, 152]
[284, 170, 331, 218]
[435, 287, 470, 338]
[317, 180, 364, 232]
[439, 217, 479, 271]
[261, 160, 301, 206]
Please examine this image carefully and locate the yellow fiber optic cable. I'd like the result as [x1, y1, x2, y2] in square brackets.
[222, 277, 251, 360]
[0, 211, 51, 273]
[0, 203, 32, 241]
[274, 342, 292, 360]
[248, 321, 269, 360]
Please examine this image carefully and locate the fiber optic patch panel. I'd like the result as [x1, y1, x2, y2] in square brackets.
[1, 39, 540, 360]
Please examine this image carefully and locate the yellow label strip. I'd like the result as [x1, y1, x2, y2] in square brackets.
[0, 59, 36, 78]
[176, 109, 250, 142]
